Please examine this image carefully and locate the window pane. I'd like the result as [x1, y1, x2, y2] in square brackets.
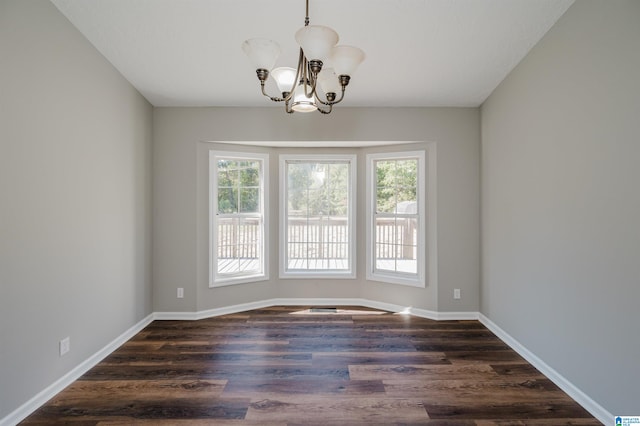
[211, 154, 266, 285]
[376, 187, 395, 213]
[240, 188, 259, 213]
[375, 160, 394, 187]
[217, 188, 237, 213]
[240, 164, 259, 187]
[396, 159, 417, 187]
[217, 159, 237, 185]
[288, 163, 311, 188]
[217, 170, 233, 187]
[217, 217, 261, 274]
[285, 159, 352, 272]
[375, 217, 396, 245]
[396, 189, 417, 206]
[306, 189, 326, 215]
[373, 160, 420, 274]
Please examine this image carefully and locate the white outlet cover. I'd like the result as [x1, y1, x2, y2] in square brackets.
[59, 337, 70, 356]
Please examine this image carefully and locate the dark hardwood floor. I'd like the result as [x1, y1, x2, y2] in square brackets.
[21, 306, 601, 425]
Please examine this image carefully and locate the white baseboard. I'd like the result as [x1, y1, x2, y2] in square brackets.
[1, 313, 154, 426]
[478, 313, 610, 425]
[153, 297, 478, 322]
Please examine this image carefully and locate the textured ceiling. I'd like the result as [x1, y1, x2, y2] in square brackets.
[51, 0, 574, 108]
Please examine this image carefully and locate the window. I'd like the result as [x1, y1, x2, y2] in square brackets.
[210, 151, 268, 286]
[280, 155, 356, 278]
[366, 151, 426, 287]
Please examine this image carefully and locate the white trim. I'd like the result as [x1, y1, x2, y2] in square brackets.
[179, 299, 278, 320]
[279, 154, 357, 279]
[211, 141, 417, 148]
[153, 298, 477, 322]
[1, 314, 154, 426]
[365, 147, 437, 289]
[209, 151, 269, 287]
[152, 311, 203, 321]
[478, 313, 611, 425]
[435, 311, 480, 321]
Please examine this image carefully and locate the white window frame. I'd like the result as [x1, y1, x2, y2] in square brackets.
[279, 154, 357, 279]
[366, 149, 431, 288]
[209, 151, 269, 287]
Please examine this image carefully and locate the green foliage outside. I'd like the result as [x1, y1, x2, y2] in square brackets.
[217, 159, 260, 214]
[287, 162, 349, 216]
[215, 157, 418, 216]
[375, 159, 418, 213]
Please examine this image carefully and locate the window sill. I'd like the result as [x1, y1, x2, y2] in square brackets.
[210, 274, 269, 288]
[366, 271, 425, 288]
[279, 271, 356, 280]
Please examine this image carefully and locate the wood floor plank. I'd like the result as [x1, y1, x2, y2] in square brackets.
[383, 377, 573, 404]
[413, 338, 511, 352]
[222, 378, 386, 396]
[26, 397, 250, 421]
[474, 420, 602, 426]
[491, 363, 547, 378]
[311, 351, 450, 367]
[20, 306, 600, 425]
[98, 419, 289, 426]
[101, 351, 312, 367]
[45, 380, 227, 403]
[348, 363, 499, 381]
[424, 401, 595, 419]
[445, 350, 526, 364]
[288, 337, 417, 352]
[97, 421, 286, 426]
[80, 364, 350, 381]
[244, 396, 429, 423]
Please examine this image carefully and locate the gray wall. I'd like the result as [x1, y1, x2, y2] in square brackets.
[0, 0, 153, 419]
[481, 0, 640, 414]
[153, 107, 480, 315]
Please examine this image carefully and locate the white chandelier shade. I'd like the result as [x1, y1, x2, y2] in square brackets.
[241, 38, 281, 71]
[294, 25, 339, 64]
[242, 0, 365, 114]
[292, 82, 318, 113]
[330, 45, 366, 77]
[271, 67, 298, 94]
[318, 68, 342, 95]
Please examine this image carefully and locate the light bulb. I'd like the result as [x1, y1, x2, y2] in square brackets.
[291, 82, 318, 113]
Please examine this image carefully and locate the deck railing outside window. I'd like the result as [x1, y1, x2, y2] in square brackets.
[217, 218, 416, 263]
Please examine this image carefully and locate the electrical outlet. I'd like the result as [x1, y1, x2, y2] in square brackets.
[177, 287, 184, 299]
[454, 288, 461, 300]
[59, 337, 70, 356]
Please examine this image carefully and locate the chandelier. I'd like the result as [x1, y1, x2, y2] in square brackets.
[242, 0, 365, 114]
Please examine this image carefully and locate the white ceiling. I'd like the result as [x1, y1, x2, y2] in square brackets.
[50, 0, 574, 108]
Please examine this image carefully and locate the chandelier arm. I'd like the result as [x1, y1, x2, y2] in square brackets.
[283, 48, 306, 104]
[260, 82, 285, 102]
[300, 53, 320, 99]
[317, 104, 332, 114]
[331, 87, 347, 104]
[285, 99, 295, 114]
[316, 87, 345, 106]
[303, 62, 319, 99]
[302, 58, 310, 95]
